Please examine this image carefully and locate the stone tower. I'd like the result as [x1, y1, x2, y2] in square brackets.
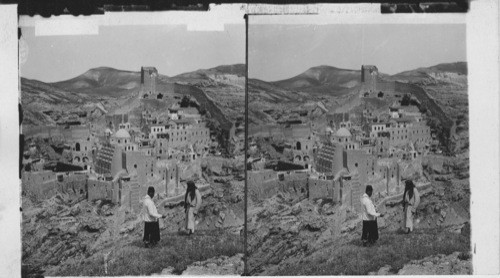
[361, 65, 378, 93]
[140, 67, 158, 97]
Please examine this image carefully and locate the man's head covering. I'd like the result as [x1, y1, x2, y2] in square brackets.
[187, 180, 197, 191]
[185, 180, 198, 207]
[405, 180, 415, 189]
[404, 179, 416, 200]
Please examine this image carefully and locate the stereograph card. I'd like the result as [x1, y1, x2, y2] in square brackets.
[0, 1, 498, 277]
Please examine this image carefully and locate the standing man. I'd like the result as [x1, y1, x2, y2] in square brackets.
[361, 185, 384, 246]
[142, 186, 166, 248]
[402, 180, 420, 233]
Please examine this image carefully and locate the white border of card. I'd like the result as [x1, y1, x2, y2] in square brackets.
[1, 1, 499, 277]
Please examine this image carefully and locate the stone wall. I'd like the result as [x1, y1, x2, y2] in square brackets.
[309, 178, 334, 200]
[248, 124, 312, 139]
[346, 149, 371, 184]
[346, 175, 363, 212]
[129, 181, 141, 213]
[33, 180, 58, 200]
[87, 179, 113, 201]
[22, 171, 57, 199]
[377, 81, 396, 93]
[22, 171, 56, 188]
[57, 174, 87, 198]
[123, 151, 150, 184]
[248, 170, 309, 200]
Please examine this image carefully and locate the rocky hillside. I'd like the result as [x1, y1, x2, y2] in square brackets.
[22, 173, 244, 277]
[247, 62, 466, 132]
[388, 62, 467, 85]
[387, 62, 468, 126]
[389, 62, 468, 154]
[21, 78, 90, 126]
[169, 65, 246, 128]
[21, 64, 244, 130]
[247, 154, 470, 275]
[21, 65, 245, 154]
[51, 67, 147, 98]
[172, 64, 245, 83]
[272, 65, 371, 97]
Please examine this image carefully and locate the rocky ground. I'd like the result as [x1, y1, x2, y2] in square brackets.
[22, 172, 244, 277]
[155, 253, 244, 276]
[160, 178, 244, 235]
[247, 193, 350, 275]
[22, 194, 120, 277]
[370, 252, 472, 275]
[247, 153, 471, 275]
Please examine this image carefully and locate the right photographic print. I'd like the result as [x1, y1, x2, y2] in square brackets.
[246, 18, 470, 275]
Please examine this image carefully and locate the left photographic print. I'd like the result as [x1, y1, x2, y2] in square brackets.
[20, 15, 245, 277]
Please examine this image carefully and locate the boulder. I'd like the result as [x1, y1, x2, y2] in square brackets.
[302, 215, 324, 232]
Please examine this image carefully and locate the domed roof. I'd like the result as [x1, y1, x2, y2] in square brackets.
[335, 127, 352, 137]
[114, 128, 131, 138]
[105, 128, 113, 134]
[325, 127, 333, 134]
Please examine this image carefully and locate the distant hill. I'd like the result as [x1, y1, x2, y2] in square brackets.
[22, 78, 89, 105]
[210, 64, 246, 76]
[174, 64, 245, 79]
[21, 78, 93, 126]
[51, 67, 146, 98]
[272, 66, 374, 97]
[21, 64, 246, 132]
[249, 78, 307, 103]
[170, 64, 245, 86]
[387, 62, 467, 85]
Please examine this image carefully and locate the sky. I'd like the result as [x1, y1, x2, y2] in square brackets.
[20, 24, 245, 83]
[249, 24, 466, 81]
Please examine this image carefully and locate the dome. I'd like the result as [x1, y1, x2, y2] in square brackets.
[325, 127, 333, 134]
[114, 128, 131, 139]
[105, 128, 113, 135]
[335, 127, 352, 137]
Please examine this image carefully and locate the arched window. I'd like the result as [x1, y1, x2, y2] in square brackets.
[75, 143, 80, 152]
